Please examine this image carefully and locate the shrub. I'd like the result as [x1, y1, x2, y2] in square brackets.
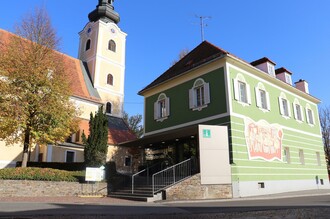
[0, 168, 84, 182]
[16, 162, 86, 171]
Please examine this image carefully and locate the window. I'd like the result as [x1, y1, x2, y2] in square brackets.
[154, 93, 170, 121]
[279, 93, 291, 118]
[106, 102, 112, 114]
[267, 63, 275, 77]
[293, 99, 304, 122]
[255, 83, 270, 111]
[295, 104, 303, 121]
[85, 39, 91, 51]
[124, 156, 132, 167]
[189, 78, 210, 110]
[107, 74, 113, 85]
[108, 40, 116, 52]
[316, 152, 321, 166]
[285, 73, 292, 85]
[66, 151, 75, 163]
[305, 104, 315, 125]
[299, 149, 305, 165]
[239, 81, 248, 103]
[283, 147, 290, 163]
[233, 74, 251, 105]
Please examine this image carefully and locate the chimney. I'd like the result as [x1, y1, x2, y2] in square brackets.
[275, 67, 293, 85]
[251, 57, 276, 77]
[295, 79, 309, 94]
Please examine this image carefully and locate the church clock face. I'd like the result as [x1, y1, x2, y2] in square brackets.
[110, 28, 117, 36]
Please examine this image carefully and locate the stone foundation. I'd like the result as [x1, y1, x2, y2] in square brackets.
[165, 174, 232, 200]
[0, 180, 108, 197]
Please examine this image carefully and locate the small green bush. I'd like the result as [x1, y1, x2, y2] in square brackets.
[0, 168, 84, 182]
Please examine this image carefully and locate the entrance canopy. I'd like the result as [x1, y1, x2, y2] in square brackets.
[119, 125, 198, 148]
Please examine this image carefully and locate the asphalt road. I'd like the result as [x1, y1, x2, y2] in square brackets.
[0, 192, 330, 218]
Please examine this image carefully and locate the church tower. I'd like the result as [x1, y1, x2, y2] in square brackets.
[78, 0, 127, 118]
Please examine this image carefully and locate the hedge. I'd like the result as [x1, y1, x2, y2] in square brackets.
[16, 162, 86, 171]
[0, 168, 84, 182]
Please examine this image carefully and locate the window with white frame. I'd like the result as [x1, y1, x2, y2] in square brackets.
[299, 149, 305, 165]
[278, 93, 291, 118]
[283, 147, 290, 163]
[293, 99, 304, 122]
[233, 74, 251, 105]
[255, 83, 270, 111]
[154, 93, 170, 121]
[306, 105, 315, 125]
[189, 78, 210, 110]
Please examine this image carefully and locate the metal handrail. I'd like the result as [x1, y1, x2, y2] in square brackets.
[131, 168, 146, 194]
[131, 161, 163, 194]
[152, 158, 192, 194]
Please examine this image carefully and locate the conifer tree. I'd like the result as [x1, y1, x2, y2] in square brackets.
[82, 106, 109, 167]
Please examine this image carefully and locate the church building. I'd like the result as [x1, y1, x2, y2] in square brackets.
[0, 0, 136, 172]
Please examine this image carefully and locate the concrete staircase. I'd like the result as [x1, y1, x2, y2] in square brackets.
[108, 176, 161, 202]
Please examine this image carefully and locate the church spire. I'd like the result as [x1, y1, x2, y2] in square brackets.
[88, 0, 120, 24]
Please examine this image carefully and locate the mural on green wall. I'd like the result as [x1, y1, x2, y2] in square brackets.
[244, 117, 283, 161]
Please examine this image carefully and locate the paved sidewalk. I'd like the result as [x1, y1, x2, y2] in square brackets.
[0, 195, 137, 205]
[1, 189, 330, 204]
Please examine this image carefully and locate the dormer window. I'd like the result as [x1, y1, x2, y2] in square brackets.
[85, 39, 91, 51]
[267, 64, 275, 77]
[285, 73, 292, 85]
[250, 57, 276, 77]
[275, 67, 293, 85]
[108, 40, 116, 52]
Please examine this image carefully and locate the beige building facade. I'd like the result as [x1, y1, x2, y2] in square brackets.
[0, 0, 136, 171]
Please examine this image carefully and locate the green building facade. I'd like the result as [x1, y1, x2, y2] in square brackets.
[136, 41, 328, 197]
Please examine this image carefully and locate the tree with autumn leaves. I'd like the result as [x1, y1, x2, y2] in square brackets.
[0, 8, 78, 167]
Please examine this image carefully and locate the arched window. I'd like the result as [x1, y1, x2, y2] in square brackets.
[107, 74, 113, 85]
[106, 102, 112, 114]
[85, 39, 91, 51]
[108, 40, 116, 52]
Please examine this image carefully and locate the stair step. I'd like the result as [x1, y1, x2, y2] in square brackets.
[108, 194, 152, 202]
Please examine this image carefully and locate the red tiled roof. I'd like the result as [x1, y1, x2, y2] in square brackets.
[275, 67, 293, 75]
[107, 116, 137, 145]
[250, 57, 276, 66]
[78, 116, 136, 145]
[0, 28, 101, 103]
[138, 41, 229, 94]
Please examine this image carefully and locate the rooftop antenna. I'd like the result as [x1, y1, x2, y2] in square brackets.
[195, 15, 212, 42]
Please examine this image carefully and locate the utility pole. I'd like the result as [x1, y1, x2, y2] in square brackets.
[196, 15, 211, 42]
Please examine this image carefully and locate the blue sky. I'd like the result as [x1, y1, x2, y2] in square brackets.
[1, 1, 330, 117]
